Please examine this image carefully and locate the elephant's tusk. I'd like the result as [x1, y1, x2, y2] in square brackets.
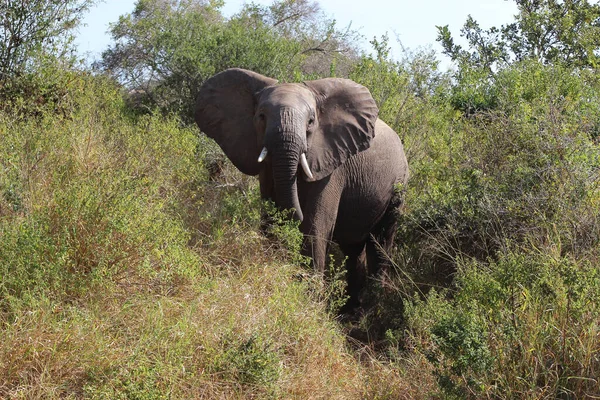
[300, 153, 314, 180]
[257, 147, 268, 163]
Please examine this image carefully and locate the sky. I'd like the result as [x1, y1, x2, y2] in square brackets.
[75, 0, 519, 68]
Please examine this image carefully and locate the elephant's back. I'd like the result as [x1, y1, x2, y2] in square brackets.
[366, 119, 408, 184]
[333, 119, 408, 244]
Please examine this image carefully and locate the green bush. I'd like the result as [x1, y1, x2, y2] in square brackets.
[0, 70, 204, 316]
[398, 60, 600, 282]
[405, 249, 600, 398]
[212, 332, 281, 388]
[376, 53, 600, 398]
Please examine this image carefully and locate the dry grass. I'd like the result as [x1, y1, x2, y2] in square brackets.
[0, 207, 434, 398]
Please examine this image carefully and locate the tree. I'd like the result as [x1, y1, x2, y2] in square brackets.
[235, 0, 360, 76]
[0, 0, 97, 80]
[437, 0, 600, 70]
[99, 0, 303, 119]
[98, 0, 359, 120]
[437, 16, 509, 72]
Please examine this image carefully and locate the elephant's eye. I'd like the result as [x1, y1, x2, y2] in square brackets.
[257, 113, 265, 121]
[308, 117, 315, 126]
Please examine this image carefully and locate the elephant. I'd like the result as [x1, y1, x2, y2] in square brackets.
[195, 68, 409, 310]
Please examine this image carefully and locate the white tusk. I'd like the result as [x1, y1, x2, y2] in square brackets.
[300, 153, 314, 180]
[257, 147, 268, 163]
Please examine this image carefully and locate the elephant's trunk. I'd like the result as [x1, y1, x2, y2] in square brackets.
[271, 137, 303, 222]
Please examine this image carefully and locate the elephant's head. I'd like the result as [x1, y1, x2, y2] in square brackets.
[195, 68, 378, 222]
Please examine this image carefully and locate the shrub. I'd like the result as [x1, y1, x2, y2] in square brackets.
[0, 70, 204, 315]
[398, 60, 600, 285]
[406, 249, 600, 398]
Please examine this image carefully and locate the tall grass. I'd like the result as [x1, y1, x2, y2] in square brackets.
[0, 69, 428, 398]
[4, 50, 600, 398]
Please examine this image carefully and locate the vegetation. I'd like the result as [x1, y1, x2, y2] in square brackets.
[1, 0, 600, 398]
[98, 0, 358, 121]
[0, 0, 97, 79]
[437, 0, 600, 70]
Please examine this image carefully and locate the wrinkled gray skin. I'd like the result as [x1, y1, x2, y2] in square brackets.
[195, 68, 409, 309]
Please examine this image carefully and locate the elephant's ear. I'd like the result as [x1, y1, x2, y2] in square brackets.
[195, 68, 277, 176]
[302, 78, 378, 181]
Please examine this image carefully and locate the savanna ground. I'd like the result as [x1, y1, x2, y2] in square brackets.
[2, 0, 600, 398]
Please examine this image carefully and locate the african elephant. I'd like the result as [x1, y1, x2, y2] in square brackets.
[195, 68, 409, 309]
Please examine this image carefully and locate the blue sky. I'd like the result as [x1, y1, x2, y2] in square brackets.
[75, 0, 518, 68]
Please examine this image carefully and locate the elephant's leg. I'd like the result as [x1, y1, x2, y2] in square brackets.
[366, 190, 403, 278]
[298, 177, 342, 274]
[301, 227, 333, 275]
[258, 166, 275, 236]
[299, 190, 340, 275]
[340, 242, 367, 312]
